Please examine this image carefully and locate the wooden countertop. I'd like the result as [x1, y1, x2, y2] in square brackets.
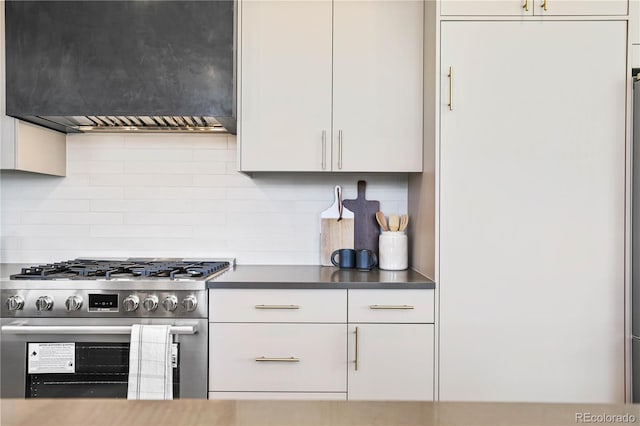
[2, 399, 639, 426]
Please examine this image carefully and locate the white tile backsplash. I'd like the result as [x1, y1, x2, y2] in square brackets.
[1, 133, 408, 264]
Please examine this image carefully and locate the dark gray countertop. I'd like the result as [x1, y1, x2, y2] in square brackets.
[206, 265, 435, 289]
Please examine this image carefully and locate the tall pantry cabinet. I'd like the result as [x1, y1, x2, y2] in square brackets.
[409, 3, 629, 403]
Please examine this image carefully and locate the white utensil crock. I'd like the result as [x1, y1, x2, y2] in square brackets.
[378, 231, 408, 270]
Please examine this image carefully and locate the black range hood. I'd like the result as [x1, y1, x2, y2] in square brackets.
[5, 1, 236, 134]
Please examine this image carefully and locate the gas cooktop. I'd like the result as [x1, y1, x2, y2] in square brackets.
[10, 258, 232, 281]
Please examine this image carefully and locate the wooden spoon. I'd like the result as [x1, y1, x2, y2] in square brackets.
[399, 214, 409, 232]
[388, 214, 400, 232]
[375, 211, 389, 231]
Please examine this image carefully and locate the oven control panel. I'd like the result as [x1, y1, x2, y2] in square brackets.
[1, 289, 206, 318]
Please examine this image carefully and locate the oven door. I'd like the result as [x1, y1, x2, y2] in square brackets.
[0, 317, 207, 399]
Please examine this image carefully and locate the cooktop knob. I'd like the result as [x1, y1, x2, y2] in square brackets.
[6, 295, 25, 311]
[142, 295, 159, 312]
[182, 295, 198, 312]
[65, 295, 83, 312]
[162, 296, 178, 312]
[35, 296, 54, 311]
[123, 295, 140, 312]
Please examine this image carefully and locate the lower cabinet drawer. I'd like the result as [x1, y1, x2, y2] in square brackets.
[209, 392, 347, 400]
[349, 289, 434, 323]
[209, 323, 347, 392]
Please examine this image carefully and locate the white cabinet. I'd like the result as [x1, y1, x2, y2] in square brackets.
[239, 0, 423, 172]
[208, 288, 435, 400]
[0, 1, 66, 177]
[440, 0, 628, 16]
[632, 0, 640, 68]
[209, 323, 346, 392]
[331, 0, 423, 172]
[239, 0, 332, 172]
[440, 0, 534, 16]
[1, 120, 66, 176]
[438, 20, 626, 402]
[347, 290, 435, 401]
[209, 288, 348, 399]
[348, 289, 434, 323]
[347, 324, 433, 401]
[209, 289, 346, 323]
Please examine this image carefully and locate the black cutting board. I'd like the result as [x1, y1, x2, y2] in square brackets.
[343, 181, 380, 255]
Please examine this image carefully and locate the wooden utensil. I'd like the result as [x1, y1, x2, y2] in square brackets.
[399, 214, 409, 232]
[388, 214, 399, 232]
[375, 211, 389, 232]
[320, 186, 354, 266]
[343, 181, 381, 255]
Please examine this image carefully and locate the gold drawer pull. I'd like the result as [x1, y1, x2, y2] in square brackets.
[448, 66, 453, 111]
[255, 357, 300, 362]
[255, 305, 300, 310]
[354, 326, 359, 371]
[369, 305, 415, 310]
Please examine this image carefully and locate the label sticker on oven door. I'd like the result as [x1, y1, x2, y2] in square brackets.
[27, 343, 75, 374]
[171, 344, 178, 368]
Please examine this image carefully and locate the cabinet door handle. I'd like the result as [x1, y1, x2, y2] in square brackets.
[540, 0, 547, 11]
[522, 0, 529, 11]
[369, 305, 415, 310]
[448, 66, 454, 111]
[254, 304, 300, 310]
[322, 130, 327, 170]
[338, 130, 343, 170]
[255, 357, 300, 362]
[354, 326, 359, 371]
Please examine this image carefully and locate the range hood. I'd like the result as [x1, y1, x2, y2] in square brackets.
[5, 1, 236, 134]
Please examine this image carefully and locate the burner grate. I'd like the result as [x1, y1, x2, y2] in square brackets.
[10, 259, 230, 281]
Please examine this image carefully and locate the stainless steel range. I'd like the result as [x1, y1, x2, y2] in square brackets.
[0, 258, 232, 399]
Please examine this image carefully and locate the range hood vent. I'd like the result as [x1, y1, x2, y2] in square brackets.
[5, 1, 236, 134]
[31, 116, 229, 133]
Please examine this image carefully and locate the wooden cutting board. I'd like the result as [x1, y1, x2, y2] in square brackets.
[343, 180, 380, 255]
[320, 186, 354, 266]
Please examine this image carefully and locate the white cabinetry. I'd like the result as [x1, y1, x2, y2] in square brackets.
[347, 290, 434, 401]
[208, 289, 347, 400]
[210, 323, 346, 392]
[208, 288, 435, 400]
[438, 20, 626, 402]
[0, 0, 66, 177]
[440, 0, 628, 16]
[632, 0, 640, 67]
[238, 0, 332, 172]
[239, 0, 423, 172]
[331, 0, 423, 172]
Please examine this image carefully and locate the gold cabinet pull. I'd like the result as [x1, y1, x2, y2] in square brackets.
[369, 305, 415, 310]
[541, 0, 547, 11]
[448, 66, 453, 111]
[522, 0, 529, 11]
[254, 305, 300, 310]
[354, 326, 359, 371]
[321, 130, 327, 170]
[255, 357, 300, 362]
[338, 130, 343, 170]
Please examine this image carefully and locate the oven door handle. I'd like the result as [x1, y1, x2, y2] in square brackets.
[0, 324, 198, 335]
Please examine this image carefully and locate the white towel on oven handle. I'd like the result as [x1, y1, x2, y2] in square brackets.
[127, 324, 173, 400]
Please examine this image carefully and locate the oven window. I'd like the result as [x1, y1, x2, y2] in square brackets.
[25, 342, 180, 398]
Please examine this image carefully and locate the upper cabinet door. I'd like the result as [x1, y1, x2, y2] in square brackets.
[441, 0, 627, 16]
[239, 0, 332, 172]
[440, 0, 534, 16]
[332, 0, 423, 172]
[533, 0, 628, 15]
